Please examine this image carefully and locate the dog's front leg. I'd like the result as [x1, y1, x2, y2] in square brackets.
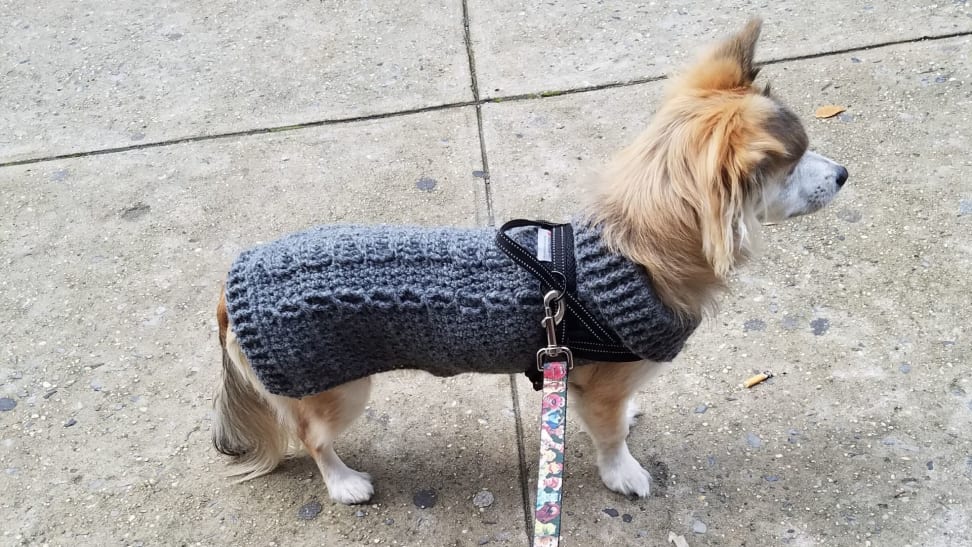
[568, 361, 658, 497]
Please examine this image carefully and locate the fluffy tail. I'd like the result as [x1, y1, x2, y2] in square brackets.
[213, 288, 290, 481]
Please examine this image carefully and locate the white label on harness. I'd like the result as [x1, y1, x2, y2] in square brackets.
[537, 228, 552, 262]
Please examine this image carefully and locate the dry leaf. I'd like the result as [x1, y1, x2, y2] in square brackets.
[669, 532, 690, 547]
[815, 105, 846, 119]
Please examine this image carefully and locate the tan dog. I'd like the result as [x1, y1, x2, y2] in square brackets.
[213, 19, 847, 504]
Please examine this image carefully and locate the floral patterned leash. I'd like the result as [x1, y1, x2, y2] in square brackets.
[533, 291, 573, 546]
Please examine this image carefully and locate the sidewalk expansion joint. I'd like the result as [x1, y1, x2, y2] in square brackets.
[2, 29, 969, 169]
[0, 101, 475, 169]
[761, 30, 972, 67]
[508, 374, 534, 543]
[461, 0, 496, 227]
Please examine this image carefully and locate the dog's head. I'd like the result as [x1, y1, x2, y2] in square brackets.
[667, 18, 848, 273]
[591, 19, 847, 313]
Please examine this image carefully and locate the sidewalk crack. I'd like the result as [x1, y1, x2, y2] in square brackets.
[461, 0, 495, 227]
[4, 30, 970, 169]
[508, 374, 534, 543]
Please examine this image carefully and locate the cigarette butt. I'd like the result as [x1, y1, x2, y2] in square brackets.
[743, 372, 772, 388]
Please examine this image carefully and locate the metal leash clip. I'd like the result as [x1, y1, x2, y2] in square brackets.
[536, 290, 574, 371]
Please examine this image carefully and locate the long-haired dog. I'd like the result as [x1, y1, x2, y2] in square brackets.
[212, 19, 847, 504]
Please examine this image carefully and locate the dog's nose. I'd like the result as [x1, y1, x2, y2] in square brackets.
[835, 166, 849, 188]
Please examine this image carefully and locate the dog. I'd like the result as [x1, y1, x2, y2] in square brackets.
[212, 19, 847, 505]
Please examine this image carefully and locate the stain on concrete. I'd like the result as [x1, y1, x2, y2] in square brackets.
[781, 315, 801, 331]
[745, 432, 763, 448]
[959, 199, 972, 216]
[297, 500, 322, 520]
[416, 177, 437, 192]
[743, 318, 766, 332]
[837, 208, 862, 222]
[472, 490, 494, 508]
[120, 202, 151, 220]
[648, 458, 670, 497]
[810, 318, 830, 336]
[413, 489, 437, 509]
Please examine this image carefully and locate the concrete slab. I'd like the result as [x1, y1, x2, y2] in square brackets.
[468, 1, 972, 98]
[494, 36, 972, 544]
[0, 108, 530, 545]
[0, 0, 471, 163]
[483, 83, 663, 222]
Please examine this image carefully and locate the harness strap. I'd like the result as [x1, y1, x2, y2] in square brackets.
[496, 219, 641, 390]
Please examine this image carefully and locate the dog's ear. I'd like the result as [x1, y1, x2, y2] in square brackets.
[693, 100, 785, 277]
[680, 18, 763, 91]
[713, 18, 762, 82]
[698, 155, 750, 278]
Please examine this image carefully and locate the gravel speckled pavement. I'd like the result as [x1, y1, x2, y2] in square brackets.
[2, 2, 971, 545]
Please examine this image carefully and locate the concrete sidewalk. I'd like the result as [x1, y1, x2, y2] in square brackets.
[2, 2, 971, 545]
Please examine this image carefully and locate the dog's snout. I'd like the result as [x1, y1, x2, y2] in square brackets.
[835, 166, 849, 188]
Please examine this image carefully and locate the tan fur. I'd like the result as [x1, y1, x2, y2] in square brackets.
[568, 361, 659, 445]
[585, 17, 806, 318]
[213, 288, 291, 480]
[215, 287, 374, 496]
[212, 19, 824, 503]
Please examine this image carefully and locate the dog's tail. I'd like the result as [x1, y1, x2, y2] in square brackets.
[213, 288, 290, 481]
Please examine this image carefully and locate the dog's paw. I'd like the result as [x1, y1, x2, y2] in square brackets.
[599, 451, 652, 498]
[327, 469, 374, 505]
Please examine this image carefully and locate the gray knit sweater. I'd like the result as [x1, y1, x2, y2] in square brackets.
[225, 222, 696, 398]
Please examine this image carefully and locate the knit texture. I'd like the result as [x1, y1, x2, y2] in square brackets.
[225, 222, 697, 398]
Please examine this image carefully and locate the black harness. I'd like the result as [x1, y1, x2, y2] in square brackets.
[496, 219, 641, 389]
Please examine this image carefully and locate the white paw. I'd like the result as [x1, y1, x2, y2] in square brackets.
[599, 450, 652, 497]
[326, 469, 374, 505]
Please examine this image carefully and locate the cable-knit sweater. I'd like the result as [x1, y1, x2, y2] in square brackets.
[224, 222, 697, 398]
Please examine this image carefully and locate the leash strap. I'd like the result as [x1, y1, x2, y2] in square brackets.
[531, 292, 572, 545]
[533, 359, 569, 546]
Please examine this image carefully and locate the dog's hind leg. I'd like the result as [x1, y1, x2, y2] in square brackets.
[295, 377, 374, 504]
[568, 361, 659, 497]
